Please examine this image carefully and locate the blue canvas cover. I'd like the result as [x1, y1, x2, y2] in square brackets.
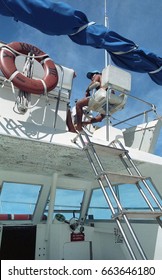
[0, 0, 162, 85]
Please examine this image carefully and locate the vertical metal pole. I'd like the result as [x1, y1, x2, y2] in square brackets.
[104, 0, 108, 67]
[45, 172, 58, 241]
[104, 0, 111, 141]
[106, 87, 110, 141]
[54, 65, 64, 128]
[104, 0, 111, 67]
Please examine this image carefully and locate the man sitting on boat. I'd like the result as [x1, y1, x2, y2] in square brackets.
[75, 71, 115, 131]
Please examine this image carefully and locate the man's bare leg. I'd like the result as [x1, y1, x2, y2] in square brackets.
[75, 98, 89, 131]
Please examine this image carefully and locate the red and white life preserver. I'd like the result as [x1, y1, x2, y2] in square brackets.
[0, 41, 58, 94]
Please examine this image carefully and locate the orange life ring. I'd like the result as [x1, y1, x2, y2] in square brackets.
[0, 42, 58, 94]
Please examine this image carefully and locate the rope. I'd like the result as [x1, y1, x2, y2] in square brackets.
[0, 47, 50, 123]
[6, 70, 19, 82]
[29, 97, 49, 126]
[69, 21, 95, 36]
[40, 79, 48, 96]
[1, 78, 42, 114]
[0, 44, 48, 59]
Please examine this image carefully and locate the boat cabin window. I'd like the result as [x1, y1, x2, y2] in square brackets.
[88, 181, 162, 220]
[45, 188, 84, 220]
[88, 188, 114, 220]
[0, 182, 41, 216]
[118, 180, 162, 211]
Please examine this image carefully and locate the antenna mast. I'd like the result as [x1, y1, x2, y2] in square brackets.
[104, 0, 110, 67]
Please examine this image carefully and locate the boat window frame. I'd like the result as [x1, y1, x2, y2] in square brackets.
[0, 181, 42, 220]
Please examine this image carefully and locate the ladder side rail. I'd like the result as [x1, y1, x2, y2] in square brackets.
[126, 158, 162, 210]
[136, 182, 155, 212]
[53, 64, 64, 128]
[146, 180, 162, 227]
[97, 176, 138, 260]
[118, 153, 156, 212]
[111, 141, 162, 228]
[148, 178, 162, 202]
[114, 218, 137, 260]
[83, 133, 124, 211]
[102, 174, 147, 260]
[80, 133, 147, 260]
[79, 134, 137, 260]
[83, 133, 132, 211]
[115, 141, 162, 211]
[105, 86, 112, 141]
[121, 214, 147, 260]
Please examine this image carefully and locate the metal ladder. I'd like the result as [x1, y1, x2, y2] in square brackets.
[73, 130, 162, 260]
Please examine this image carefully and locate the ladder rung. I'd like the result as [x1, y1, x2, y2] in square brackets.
[93, 143, 127, 156]
[113, 211, 162, 220]
[98, 171, 146, 185]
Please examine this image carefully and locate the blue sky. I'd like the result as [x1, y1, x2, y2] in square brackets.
[0, 0, 162, 156]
